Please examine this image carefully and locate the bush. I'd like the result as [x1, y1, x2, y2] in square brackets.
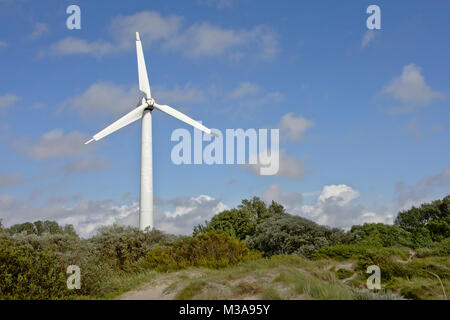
[313, 244, 410, 260]
[0, 239, 73, 299]
[246, 214, 346, 258]
[416, 238, 450, 257]
[193, 197, 286, 240]
[0, 222, 175, 299]
[89, 224, 172, 272]
[146, 231, 261, 272]
[348, 223, 415, 248]
[6, 220, 76, 236]
[395, 195, 449, 242]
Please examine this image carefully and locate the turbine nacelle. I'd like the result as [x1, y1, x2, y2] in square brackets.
[145, 97, 156, 109]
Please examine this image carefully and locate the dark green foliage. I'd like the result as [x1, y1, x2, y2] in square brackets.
[193, 208, 255, 240]
[7, 220, 77, 237]
[1, 196, 448, 300]
[247, 214, 346, 258]
[315, 243, 449, 285]
[0, 222, 175, 299]
[356, 254, 449, 282]
[0, 239, 72, 299]
[416, 237, 450, 258]
[348, 223, 415, 247]
[89, 224, 171, 272]
[193, 197, 286, 240]
[146, 231, 261, 272]
[395, 195, 449, 241]
[313, 244, 410, 261]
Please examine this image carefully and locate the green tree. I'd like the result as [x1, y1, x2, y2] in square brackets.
[193, 197, 286, 240]
[63, 224, 78, 237]
[247, 214, 345, 257]
[395, 195, 449, 242]
[8, 222, 36, 235]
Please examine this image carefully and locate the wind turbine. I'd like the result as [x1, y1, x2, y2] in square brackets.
[85, 32, 217, 231]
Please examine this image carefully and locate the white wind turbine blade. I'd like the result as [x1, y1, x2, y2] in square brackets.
[136, 32, 151, 99]
[153, 103, 218, 137]
[85, 104, 147, 144]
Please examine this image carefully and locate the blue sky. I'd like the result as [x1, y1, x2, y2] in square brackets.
[0, 0, 449, 237]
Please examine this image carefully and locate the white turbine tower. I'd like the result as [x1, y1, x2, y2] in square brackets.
[85, 32, 217, 231]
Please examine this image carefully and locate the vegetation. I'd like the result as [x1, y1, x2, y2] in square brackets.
[246, 214, 346, 257]
[0, 195, 448, 300]
[0, 223, 172, 299]
[146, 231, 261, 272]
[395, 195, 449, 242]
[141, 255, 399, 300]
[193, 197, 285, 240]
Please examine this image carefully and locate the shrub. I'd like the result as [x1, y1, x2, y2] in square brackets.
[89, 224, 171, 272]
[193, 197, 286, 240]
[0, 239, 73, 299]
[395, 195, 449, 242]
[146, 231, 261, 272]
[313, 244, 410, 261]
[7, 220, 76, 236]
[416, 238, 450, 257]
[0, 222, 174, 299]
[247, 214, 346, 258]
[348, 223, 415, 248]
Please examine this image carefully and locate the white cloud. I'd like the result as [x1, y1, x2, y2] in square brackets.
[278, 113, 314, 142]
[50, 37, 114, 56]
[0, 93, 20, 112]
[48, 11, 279, 61]
[29, 22, 49, 40]
[167, 23, 278, 59]
[384, 64, 444, 113]
[47, 193, 83, 205]
[246, 149, 306, 180]
[0, 173, 26, 189]
[261, 184, 303, 209]
[14, 129, 91, 160]
[317, 184, 360, 205]
[197, 0, 233, 9]
[152, 83, 205, 105]
[70, 82, 138, 117]
[275, 151, 307, 180]
[293, 184, 392, 229]
[224, 83, 284, 115]
[110, 11, 182, 49]
[70, 82, 206, 118]
[62, 156, 109, 175]
[157, 194, 228, 234]
[0, 193, 227, 238]
[361, 30, 377, 48]
[395, 168, 450, 209]
[228, 82, 259, 99]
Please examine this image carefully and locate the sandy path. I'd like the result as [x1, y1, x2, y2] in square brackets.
[119, 281, 175, 300]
